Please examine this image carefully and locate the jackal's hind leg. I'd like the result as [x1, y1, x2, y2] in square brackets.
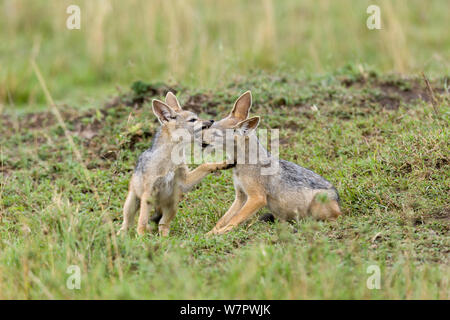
[308, 193, 342, 221]
[117, 189, 139, 235]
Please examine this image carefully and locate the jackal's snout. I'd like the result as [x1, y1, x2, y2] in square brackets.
[202, 119, 215, 130]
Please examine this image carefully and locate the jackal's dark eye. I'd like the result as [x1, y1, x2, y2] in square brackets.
[188, 118, 197, 122]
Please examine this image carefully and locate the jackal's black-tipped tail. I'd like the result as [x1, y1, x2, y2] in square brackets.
[259, 213, 275, 223]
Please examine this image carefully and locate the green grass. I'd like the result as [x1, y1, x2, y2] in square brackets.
[0, 69, 448, 299]
[1, 0, 449, 108]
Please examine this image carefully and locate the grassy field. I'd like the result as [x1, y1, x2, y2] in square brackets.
[0, 0, 449, 300]
[0, 68, 449, 299]
[1, 0, 449, 108]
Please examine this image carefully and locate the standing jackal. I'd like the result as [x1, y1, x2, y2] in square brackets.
[118, 92, 229, 236]
[202, 91, 342, 235]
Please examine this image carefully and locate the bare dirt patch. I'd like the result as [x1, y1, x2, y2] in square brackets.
[431, 207, 450, 222]
[341, 76, 446, 110]
[183, 93, 220, 117]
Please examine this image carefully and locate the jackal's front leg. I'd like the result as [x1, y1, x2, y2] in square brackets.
[158, 204, 177, 237]
[208, 188, 246, 234]
[181, 162, 233, 192]
[210, 195, 266, 235]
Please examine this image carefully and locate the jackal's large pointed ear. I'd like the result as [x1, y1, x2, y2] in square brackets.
[165, 91, 182, 112]
[234, 116, 260, 136]
[230, 91, 252, 121]
[152, 100, 176, 124]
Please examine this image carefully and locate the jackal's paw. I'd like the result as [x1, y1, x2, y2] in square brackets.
[214, 225, 234, 235]
[116, 226, 127, 236]
[157, 223, 170, 237]
[205, 228, 218, 236]
[137, 224, 150, 236]
[205, 161, 234, 172]
[158, 229, 169, 237]
[215, 161, 235, 170]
